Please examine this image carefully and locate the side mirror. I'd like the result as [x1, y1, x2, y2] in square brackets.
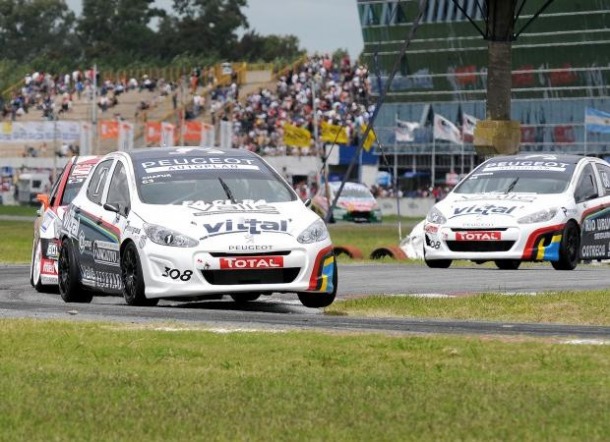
[36, 193, 50, 211]
[304, 198, 312, 208]
[103, 202, 120, 214]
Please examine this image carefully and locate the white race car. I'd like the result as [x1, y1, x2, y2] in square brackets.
[423, 154, 610, 270]
[30, 155, 101, 292]
[58, 147, 337, 307]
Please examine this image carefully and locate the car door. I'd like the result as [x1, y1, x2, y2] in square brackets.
[77, 158, 117, 290]
[92, 160, 133, 293]
[574, 161, 606, 260]
[580, 161, 610, 260]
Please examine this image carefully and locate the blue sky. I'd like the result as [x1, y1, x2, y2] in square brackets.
[65, 0, 364, 58]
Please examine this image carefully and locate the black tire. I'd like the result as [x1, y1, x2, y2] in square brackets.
[552, 221, 580, 271]
[494, 259, 521, 270]
[58, 238, 93, 303]
[121, 242, 158, 306]
[298, 260, 338, 308]
[230, 293, 261, 304]
[424, 258, 452, 268]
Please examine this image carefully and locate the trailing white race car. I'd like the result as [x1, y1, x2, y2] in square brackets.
[423, 154, 610, 270]
[30, 155, 101, 292]
[58, 147, 337, 307]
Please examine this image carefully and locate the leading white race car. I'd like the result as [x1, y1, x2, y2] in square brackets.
[423, 154, 610, 270]
[58, 147, 337, 308]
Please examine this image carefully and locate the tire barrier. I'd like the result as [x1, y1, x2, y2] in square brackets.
[369, 245, 408, 260]
[333, 245, 364, 260]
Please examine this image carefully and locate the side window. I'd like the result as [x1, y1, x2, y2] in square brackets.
[49, 167, 65, 205]
[106, 162, 130, 215]
[86, 159, 113, 205]
[595, 163, 610, 196]
[575, 164, 599, 203]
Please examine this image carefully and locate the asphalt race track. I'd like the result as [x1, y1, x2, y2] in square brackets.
[2, 263, 610, 339]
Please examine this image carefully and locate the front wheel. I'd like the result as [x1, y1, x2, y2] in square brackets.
[31, 239, 59, 293]
[494, 259, 521, 270]
[58, 238, 93, 303]
[121, 242, 158, 306]
[298, 261, 338, 308]
[424, 258, 452, 268]
[552, 221, 580, 271]
[230, 293, 261, 304]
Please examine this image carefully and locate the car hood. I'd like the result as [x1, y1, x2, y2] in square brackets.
[435, 192, 565, 226]
[336, 197, 379, 211]
[133, 200, 321, 240]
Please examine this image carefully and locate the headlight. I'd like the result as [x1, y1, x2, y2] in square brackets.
[143, 223, 199, 247]
[297, 219, 329, 244]
[426, 207, 447, 225]
[518, 208, 558, 224]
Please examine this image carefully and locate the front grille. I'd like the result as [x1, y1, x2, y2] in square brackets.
[202, 268, 301, 285]
[210, 251, 291, 257]
[446, 241, 515, 252]
[348, 211, 374, 222]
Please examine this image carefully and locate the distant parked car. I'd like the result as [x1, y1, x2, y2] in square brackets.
[30, 155, 101, 292]
[312, 181, 382, 223]
[423, 153, 610, 270]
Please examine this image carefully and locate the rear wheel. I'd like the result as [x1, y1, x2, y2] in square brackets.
[552, 221, 580, 271]
[121, 242, 158, 306]
[298, 261, 338, 308]
[58, 238, 93, 303]
[494, 259, 521, 270]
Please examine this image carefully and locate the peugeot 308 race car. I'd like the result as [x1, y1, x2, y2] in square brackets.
[423, 154, 610, 270]
[58, 147, 337, 307]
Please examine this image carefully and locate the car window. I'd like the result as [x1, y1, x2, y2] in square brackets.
[49, 166, 66, 206]
[133, 154, 296, 205]
[106, 162, 130, 215]
[86, 159, 113, 205]
[454, 159, 574, 195]
[595, 163, 610, 196]
[574, 163, 598, 203]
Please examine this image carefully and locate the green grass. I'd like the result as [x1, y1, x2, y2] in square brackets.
[1, 320, 609, 441]
[0, 204, 38, 217]
[329, 220, 419, 258]
[326, 291, 610, 325]
[0, 220, 34, 263]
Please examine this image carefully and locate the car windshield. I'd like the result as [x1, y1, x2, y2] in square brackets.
[454, 159, 575, 195]
[133, 154, 297, 205]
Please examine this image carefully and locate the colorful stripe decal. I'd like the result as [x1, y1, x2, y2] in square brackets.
[78, 209, 121, 243]
[308, 246, 335, 293]
[535, 233, 561, 261]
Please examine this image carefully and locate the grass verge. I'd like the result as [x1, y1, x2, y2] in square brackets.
[0, 220, 33, 263]
[1, 319, 609, 441]
[325, 291, 610, 325]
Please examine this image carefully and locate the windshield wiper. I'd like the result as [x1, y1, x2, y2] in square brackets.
[505, 178, 519, 194]
[218, 178, 236, 203]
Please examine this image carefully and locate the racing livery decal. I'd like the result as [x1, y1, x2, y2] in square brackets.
[308, 246, 335, 293]
[202, 218, 291, 238]
[580, 206, 610, 259]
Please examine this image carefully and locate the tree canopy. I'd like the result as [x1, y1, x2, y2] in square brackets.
[0, 0, 306, 69]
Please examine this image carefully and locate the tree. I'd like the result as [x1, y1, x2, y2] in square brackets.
[76, 0, 165, 63]
[236, 31, 304, 62]
[168, 0, 249, 59]
[0, 0, 76, 61]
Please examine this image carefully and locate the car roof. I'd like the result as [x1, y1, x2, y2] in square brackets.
[125, 147, 260, 162]
[485, 154, 591, 166]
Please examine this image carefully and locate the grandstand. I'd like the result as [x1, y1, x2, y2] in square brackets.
[356, 0, 610, 186]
